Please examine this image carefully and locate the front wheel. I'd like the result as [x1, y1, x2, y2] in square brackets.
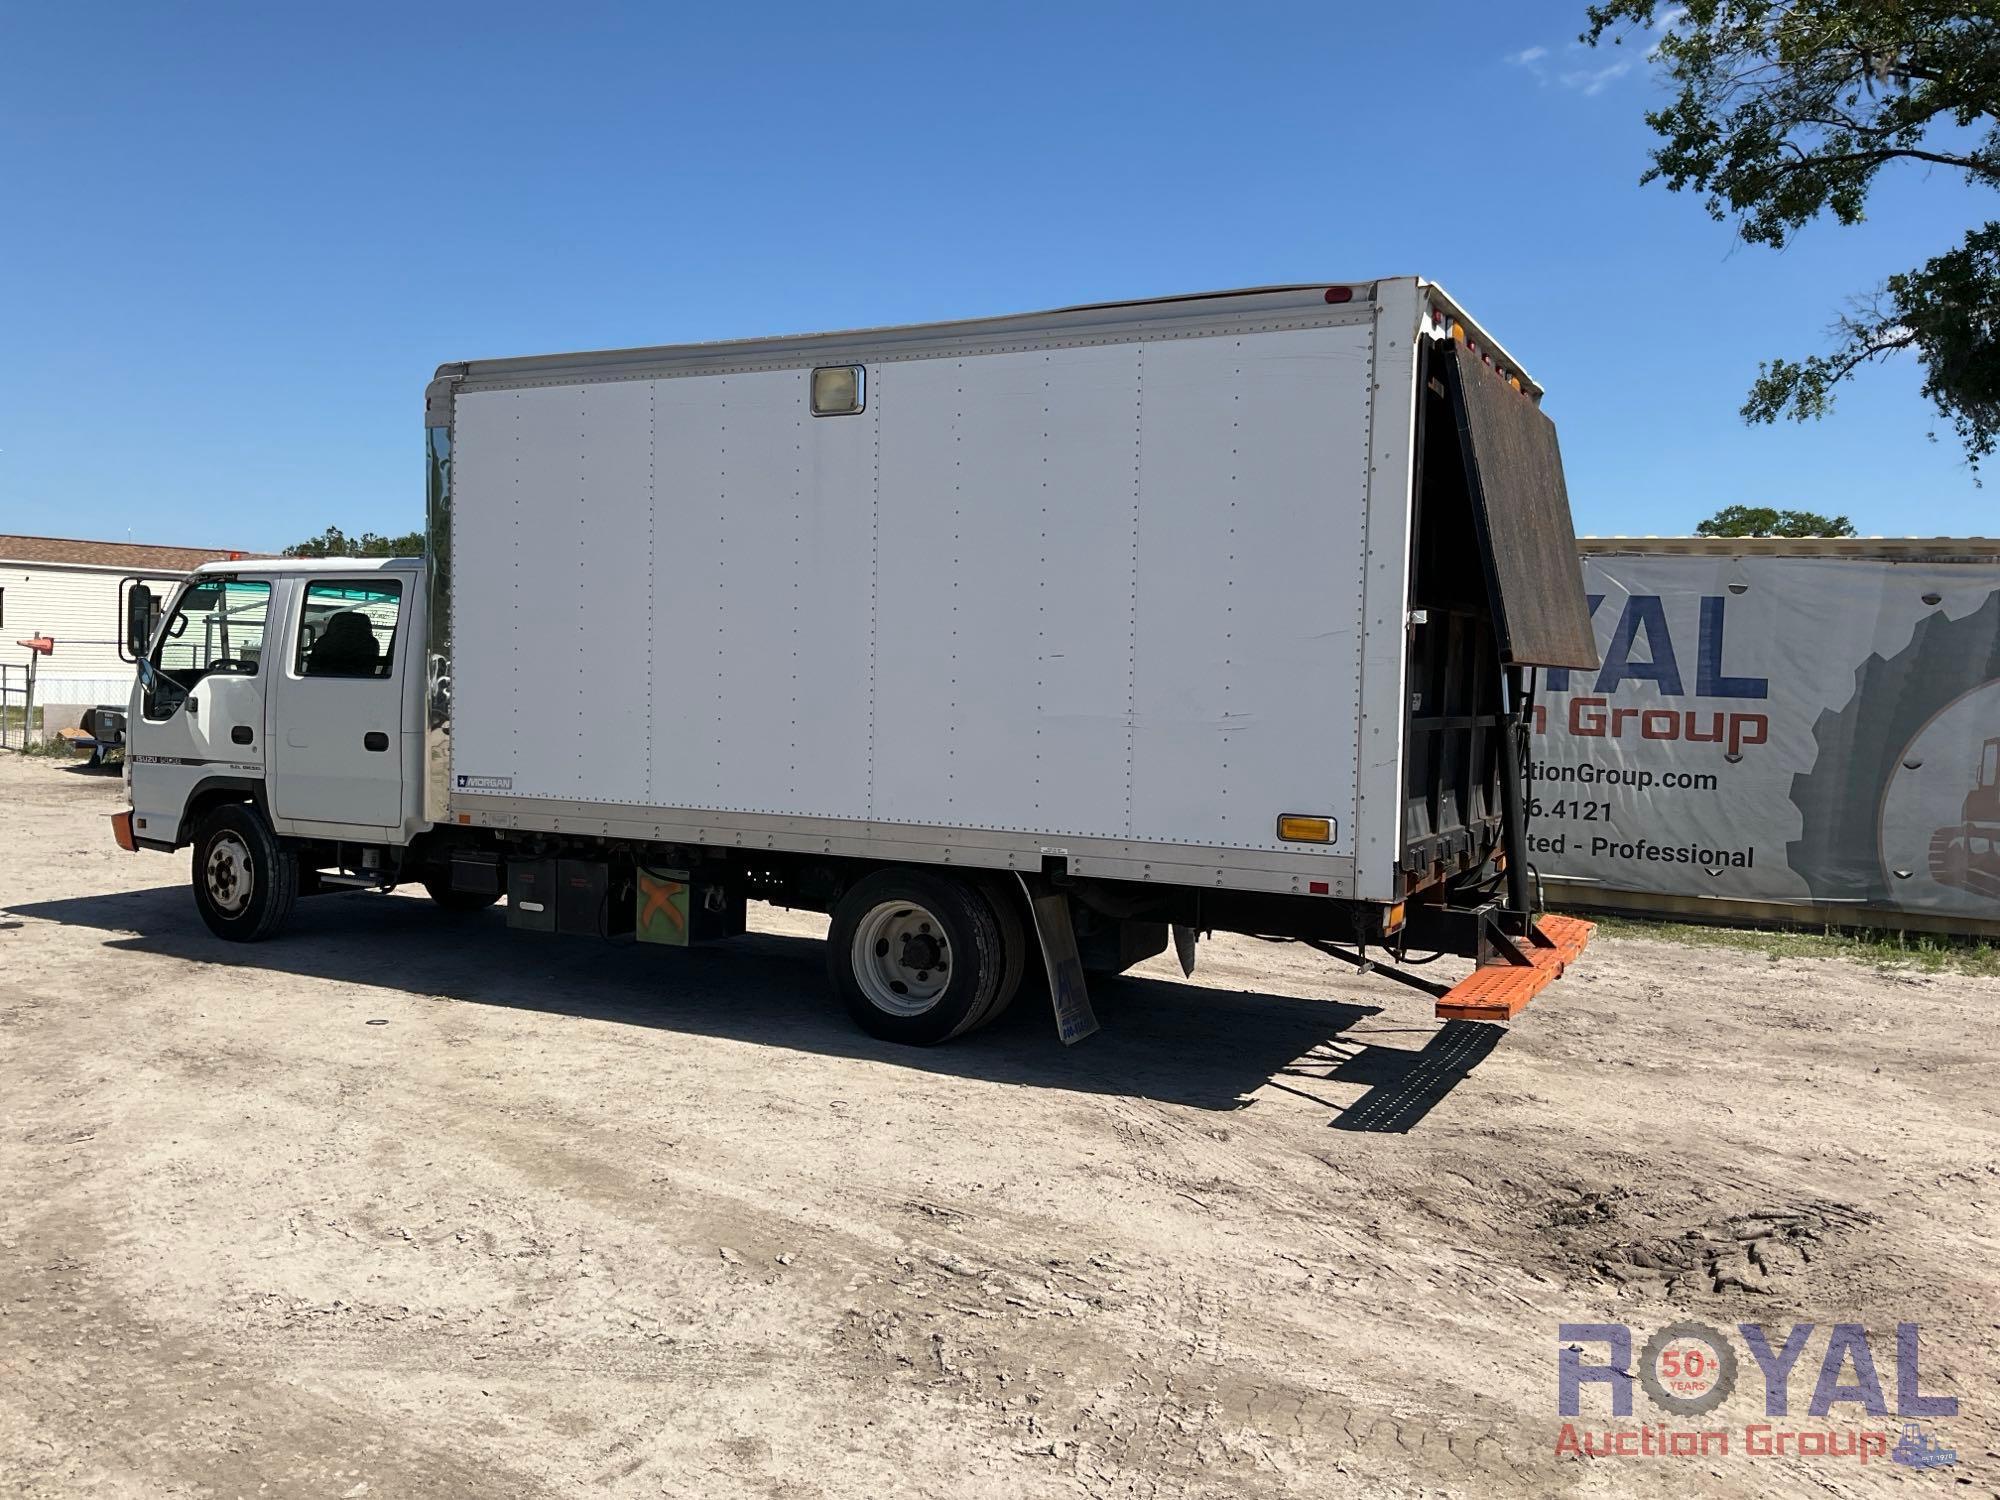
[827, 870, 1011, 1046]
[191, 802, 298, 942]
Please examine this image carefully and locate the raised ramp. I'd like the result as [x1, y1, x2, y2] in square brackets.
[1433, 915, 1594, 1022]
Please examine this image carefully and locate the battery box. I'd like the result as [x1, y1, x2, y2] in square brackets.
[505, 857, 633, 938]
[556, 858, 634, 939]
[505, 859, 558, 932]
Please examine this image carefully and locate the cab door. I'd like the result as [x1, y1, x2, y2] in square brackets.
[265, 576, 408, 834]
[130, 574, 275, 845]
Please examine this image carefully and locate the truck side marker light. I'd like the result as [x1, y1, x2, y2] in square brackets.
[1308, 880, 1330, 895]
[1323, 286, 1353, 304]
[1276, 814, 1332, 842]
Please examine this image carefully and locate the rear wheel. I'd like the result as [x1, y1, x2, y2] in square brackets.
[191, 802, 298, 942]
[421, 874, 502, 914]
[828, 870, 1008, 1045]
[975, 876, 1032, 1029]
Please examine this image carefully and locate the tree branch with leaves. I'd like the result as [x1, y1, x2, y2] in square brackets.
[282, 525, 424, 559]
[1584, 1, 2000, 467]
[1694, 503, 1855, 535]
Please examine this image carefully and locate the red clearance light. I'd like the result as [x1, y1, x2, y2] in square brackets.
[1309, 879, 1330, 895]
[1323, 286, 1353, 304]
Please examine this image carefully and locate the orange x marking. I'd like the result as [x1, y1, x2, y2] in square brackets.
[639, 880, 687, 934]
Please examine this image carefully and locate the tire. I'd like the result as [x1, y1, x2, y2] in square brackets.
[191, 802, 298, 942]
[972, 875, 1032, 1029]
[827, 870, 1006, 1046]
[1788, 588, 2000, 904]
[421, 874, 502, 914]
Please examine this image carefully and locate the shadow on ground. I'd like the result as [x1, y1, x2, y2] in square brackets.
[7, 883, 1503, 1129]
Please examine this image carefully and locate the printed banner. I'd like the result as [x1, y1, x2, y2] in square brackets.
[1532, 551, 2000, 925]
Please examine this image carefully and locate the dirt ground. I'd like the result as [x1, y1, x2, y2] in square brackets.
[1, 753, 1994, 1499]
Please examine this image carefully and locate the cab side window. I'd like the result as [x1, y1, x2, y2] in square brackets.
[295, 580, 402, 679]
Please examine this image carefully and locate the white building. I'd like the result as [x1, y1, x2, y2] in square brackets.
[0, 533, 263, 725]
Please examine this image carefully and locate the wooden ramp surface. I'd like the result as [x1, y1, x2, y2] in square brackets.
[1433, 915, 1594, 1022]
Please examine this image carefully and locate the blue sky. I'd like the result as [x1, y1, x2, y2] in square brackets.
[1, 0, 1992, 550]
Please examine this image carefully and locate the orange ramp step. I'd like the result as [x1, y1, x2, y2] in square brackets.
[1433, 914, 1594, 1022]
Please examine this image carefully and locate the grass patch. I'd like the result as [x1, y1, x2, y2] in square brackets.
[0, 704, 45, 751]
[1572, 912, 2000, 977]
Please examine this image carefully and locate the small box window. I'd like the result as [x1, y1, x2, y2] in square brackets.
[811, 365, 864, 416]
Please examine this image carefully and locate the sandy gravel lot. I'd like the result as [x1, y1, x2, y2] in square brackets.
[1, 753, 1994, 1498]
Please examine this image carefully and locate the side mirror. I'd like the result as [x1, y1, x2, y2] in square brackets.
[124, 583, 158, 660]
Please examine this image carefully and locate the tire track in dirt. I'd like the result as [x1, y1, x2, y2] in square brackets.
[0, 1132, 556, 1497]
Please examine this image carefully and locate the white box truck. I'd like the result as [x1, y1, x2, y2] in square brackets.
[114, 281, 1599, 1044]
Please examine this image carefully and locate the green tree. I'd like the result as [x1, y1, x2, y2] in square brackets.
[282, 525, 424, 559]
[1584, 2, 2000, 467]
[1694, 503, 1857, 536]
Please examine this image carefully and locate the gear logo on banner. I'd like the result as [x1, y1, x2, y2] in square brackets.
[1789, 589, 2000, 907]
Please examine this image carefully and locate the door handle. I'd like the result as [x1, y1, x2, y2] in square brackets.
[184, 696, 199, 718]
[231, 725, 253, 745]
[363, 732, 389, 752]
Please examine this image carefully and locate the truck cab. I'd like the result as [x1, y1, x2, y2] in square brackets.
[122, 558, 428, 891]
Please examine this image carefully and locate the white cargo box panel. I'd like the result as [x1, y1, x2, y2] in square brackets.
[442, 285, 1427, 896]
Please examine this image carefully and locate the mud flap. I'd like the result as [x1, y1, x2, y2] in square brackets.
[1015, 873, 1099, 1045]
[1172, 923, 1197, 977]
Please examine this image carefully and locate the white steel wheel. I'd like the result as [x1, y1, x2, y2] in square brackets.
[190, 801, 299, 942]
[203, 831, 255, 916]
[828, 870, 1005, 1046]
[851, 900, 954, 1016]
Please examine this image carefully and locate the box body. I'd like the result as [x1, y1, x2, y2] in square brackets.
[431, 282, 1530, 903]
